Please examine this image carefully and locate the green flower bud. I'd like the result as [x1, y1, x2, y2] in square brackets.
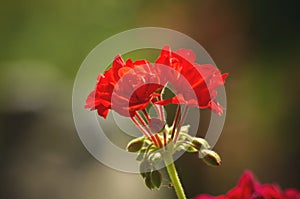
[176, 142, 198, 153]
[126, 137, 144, 152]
[145, 175, 155, 190]
[192, 137, 211, 150]
[140, 171, 150, 179]
[201, 149, 221, 167]
[150, 170, 162, 189]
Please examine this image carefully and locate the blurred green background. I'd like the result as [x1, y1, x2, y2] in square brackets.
[1, 0, 299, 198]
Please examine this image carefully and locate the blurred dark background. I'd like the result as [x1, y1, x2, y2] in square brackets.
[0, 0, 299, 198]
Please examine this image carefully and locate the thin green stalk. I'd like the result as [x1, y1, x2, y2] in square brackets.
[164, 152, 187, 199]
[171, 106, 181, 139]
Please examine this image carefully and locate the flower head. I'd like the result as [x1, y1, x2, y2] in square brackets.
[85, 47, 228, 147]
[85, 55, 163, 118]
[155, 46, 228, 115]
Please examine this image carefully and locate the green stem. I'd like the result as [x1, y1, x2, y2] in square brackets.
[164, 153, 187, 199]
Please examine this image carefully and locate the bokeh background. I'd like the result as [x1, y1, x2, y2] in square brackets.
[1, 0, 299, 198]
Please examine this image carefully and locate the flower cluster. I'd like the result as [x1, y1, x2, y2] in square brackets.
[85, 46, 227, 154]
[85, 46, 227, 144]
[85, 46, 227, 119]
[85, 45, 227, 193]
[194, 171, 300, 199]
[155, 46, 228, 115]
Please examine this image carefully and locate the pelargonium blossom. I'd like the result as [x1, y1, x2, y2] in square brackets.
[155, 46, 228, 115]
[84, 46, 229, 198]
[85, 46, 228, 119]
[194, 171, 300, 199]
[85, 47, 228, 147]
[85, 55, 163, 118]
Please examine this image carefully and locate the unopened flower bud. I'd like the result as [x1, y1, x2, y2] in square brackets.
[150, 170, 162, 189]
[176, 143, 198, 153]
[200, 149, 221, 167]
[192, 137, 211, 150]
[126, 137, 144, 152]
[145, 175, 155, 190]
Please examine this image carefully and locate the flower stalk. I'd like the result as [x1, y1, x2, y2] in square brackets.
[174, 106, 188, 143]
[164, 152, 187, 199]
[171, 105, 181, 139]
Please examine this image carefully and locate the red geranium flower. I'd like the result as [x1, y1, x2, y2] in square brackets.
[284, 189, 300, 199]
[194, 171, 300, 199]
[155, 46, 228, 115]
[85, 47, 228, 145]
[85, 55, 163, 118]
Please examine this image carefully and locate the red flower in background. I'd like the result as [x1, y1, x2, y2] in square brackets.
[85, 55, 162, 118]
[155, 46, 228, 115]
[194, 171, 300, 199]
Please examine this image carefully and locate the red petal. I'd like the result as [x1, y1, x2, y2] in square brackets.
[118, 66, 132, 77]
[256, 184, 282, 199]
[208, 101, 224, 116]
[222, 73, 229, 82]
[97, 105, 109, 118]
[284, 189, 300, 199]
[226, 171, 257, 198]
[175, 48, 196, 63]
[155, 46, 171, 66]
[112, 54, 126, 69]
